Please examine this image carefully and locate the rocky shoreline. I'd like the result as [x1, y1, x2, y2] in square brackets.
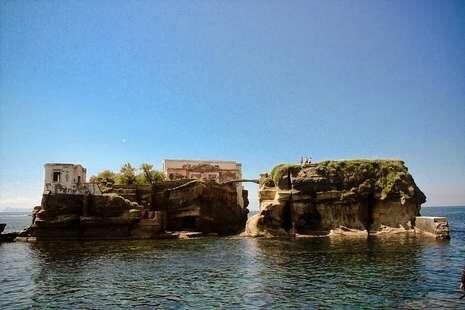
[0, 224, 18, 242]
[16, 180, 248, 241]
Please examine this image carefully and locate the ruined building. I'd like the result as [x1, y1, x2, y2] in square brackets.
[22, 161, 249, 240]
[43, 163, 100, 195]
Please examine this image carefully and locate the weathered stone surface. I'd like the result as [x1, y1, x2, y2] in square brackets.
[165, 181, 248, 235]
[245, 214, 288, 238]
[246, 159, 427, 238]
[370, 201, 415, 231]
[23, 193, 144, 240]
[415, 216, 450, 240]
[22, 179, 248, 240]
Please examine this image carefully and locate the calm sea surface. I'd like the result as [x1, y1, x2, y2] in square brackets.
[1, 207, 464, 309]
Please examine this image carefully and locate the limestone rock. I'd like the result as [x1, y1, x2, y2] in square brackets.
[246, 159, 426, 238]
[245, 214, 288, 238]
[22, 179, 248, 240]
[165, 181, 248, 235]
[25, 193, 144, 240]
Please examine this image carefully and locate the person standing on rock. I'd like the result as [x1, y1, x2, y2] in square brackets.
[461, 265, 465, 299]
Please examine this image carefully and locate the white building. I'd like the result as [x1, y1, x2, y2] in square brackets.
[43, 163, 88, 194]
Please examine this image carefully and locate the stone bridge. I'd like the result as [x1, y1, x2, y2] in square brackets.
[221, 179, 259, 184]
[166, 179, 259, 192]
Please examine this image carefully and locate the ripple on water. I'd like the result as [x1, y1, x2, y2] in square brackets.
[1, 207, 464, 309]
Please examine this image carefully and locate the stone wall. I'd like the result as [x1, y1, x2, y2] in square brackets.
[415, 216, 450, 240]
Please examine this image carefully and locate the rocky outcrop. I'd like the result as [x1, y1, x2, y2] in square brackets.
[22, 193, 145, 240]
[109, 180, 248, 235]
[246, 160, 426, 237]
[20, 180, 248, 240]
[415, 216, 450, 240]
[164, 181, 248, 235]
[0, 224, 18, 242]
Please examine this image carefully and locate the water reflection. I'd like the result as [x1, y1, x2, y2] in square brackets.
[0, 232, 462, 309]
[249, 235, 451, 308]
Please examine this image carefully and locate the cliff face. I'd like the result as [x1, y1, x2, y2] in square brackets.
[110, 180, 248, 235]
[164, 181, 248, 235]
[25, 194, 145, 240]
[246, 160, 426, 237]
[23, 181, 248, 240]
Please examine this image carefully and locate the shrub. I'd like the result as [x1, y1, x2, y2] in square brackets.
[270, 163, 301, 188]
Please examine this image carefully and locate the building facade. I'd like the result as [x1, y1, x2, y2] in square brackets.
[162, 159, 245, 208]
[162, 159, 242, 183]
[43, 163, 100, 194]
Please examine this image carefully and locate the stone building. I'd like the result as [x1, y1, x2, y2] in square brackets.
[43, 163, 100, 194]
[162, 159, 242, 183]
[162, 159, 245, 208]
[28, 161, 248, 239]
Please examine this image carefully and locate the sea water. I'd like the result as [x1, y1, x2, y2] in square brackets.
[1, 207, 464, 309]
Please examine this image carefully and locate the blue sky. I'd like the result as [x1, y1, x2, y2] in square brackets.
[1, 1, 464, 211]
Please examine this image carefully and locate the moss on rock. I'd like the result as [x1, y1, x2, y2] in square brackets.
[248, 159, 426, 237]
[311, 159, 424, 203]
[270, 163, 301, 189]
[266, 159, 425, 204]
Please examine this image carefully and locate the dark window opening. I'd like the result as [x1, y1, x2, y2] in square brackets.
[77, 176, 81, 184]
[53, 172, 61, 182]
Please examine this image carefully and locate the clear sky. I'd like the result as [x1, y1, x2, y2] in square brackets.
[1, 1, 464, 211]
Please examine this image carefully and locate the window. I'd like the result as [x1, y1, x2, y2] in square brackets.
[52, 172, 61, 182]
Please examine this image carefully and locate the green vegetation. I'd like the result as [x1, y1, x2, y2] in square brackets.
[90, 162, 166, 188]
[315, 159, 418, 201]
[259, 174, 275, 187]
[138, 163, 165, 185]
[119, 163, 137, 185]
[267, 159, 424, 202]
[270, 163, 301, 187]
[89, 170, 117, 187]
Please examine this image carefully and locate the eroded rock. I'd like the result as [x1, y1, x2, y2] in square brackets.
[22, 180, 248, 240]
[246, 159, 427, 238]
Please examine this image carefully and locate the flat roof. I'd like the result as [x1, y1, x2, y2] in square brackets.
[163, 159, 240, 164]
[44, 163, 85, 168]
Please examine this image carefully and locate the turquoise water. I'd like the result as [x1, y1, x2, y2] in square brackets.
[1, 207, 464, 309]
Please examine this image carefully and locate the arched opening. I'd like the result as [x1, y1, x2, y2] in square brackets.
[240, 181, 260, 219]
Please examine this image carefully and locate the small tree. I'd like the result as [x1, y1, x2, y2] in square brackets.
[89, 169, 118, 192]
[118, 162, 137, 185]
[138, 163, 165, 185]
[90, 170, 117, 185]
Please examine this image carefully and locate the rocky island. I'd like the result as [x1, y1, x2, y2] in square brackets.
[246, 159, 449, 239]
[18, 160, 249, 241]
[17, 159, 449, 241]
